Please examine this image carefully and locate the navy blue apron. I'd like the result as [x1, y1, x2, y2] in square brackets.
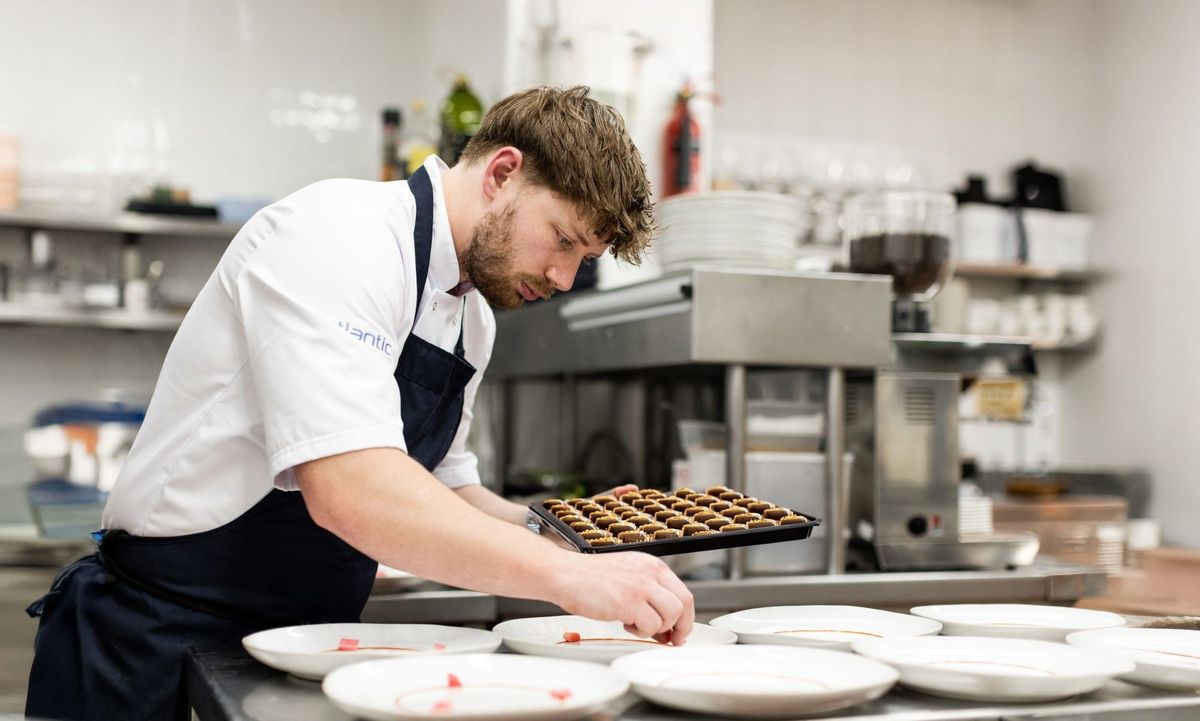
[25, 166, 478, 721]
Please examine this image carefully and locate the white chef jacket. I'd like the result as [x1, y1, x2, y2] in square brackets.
[102, 156, 495, 537]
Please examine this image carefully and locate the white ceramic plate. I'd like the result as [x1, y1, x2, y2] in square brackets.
[612, 644, 898, 718]
[909, 603, 1126, 641]
[243, 623, 501, 680]
[492, 615, 736, 663]
[709, 605, 943, 651]
[1067, 627, 1200, 691]
[852, 636, 1134, 702]
[322, 653, 627, 721]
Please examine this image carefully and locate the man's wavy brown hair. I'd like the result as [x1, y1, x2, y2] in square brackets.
[459, 85, 654, 265]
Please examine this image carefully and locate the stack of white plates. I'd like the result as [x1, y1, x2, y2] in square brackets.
[656, 191, 806, 273]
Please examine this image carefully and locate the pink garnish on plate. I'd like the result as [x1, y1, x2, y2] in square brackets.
[550, 688, 572, 702]
[447, 673, 462, 689]
[337, 638, 359, 651]
[562, 631, 581, 644]
[433, 643, 446, 651]
[432, 699, 453, 714]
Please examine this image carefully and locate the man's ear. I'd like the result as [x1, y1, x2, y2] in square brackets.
[482, 146, 524, 202]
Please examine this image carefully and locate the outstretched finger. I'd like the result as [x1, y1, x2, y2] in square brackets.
[654, 570, 695, 643]
[644, 584, 685, 637]
[623, 601, 664, 638]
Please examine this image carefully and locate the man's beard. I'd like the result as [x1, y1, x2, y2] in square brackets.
[462, 205, 554, 309]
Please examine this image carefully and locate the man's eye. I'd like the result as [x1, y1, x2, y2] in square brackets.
[558, 236, 572, 249]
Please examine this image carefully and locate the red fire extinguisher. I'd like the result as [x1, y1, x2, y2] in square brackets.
[663, 82, 701, 197]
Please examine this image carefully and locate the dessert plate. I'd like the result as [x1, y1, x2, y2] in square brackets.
[1067, 627, 1200, 691]
[709, 605, 942, 650]
[492, 615, 735, 663]
[322, 653, 627, 720]
[612, 644, 898, 718]
[852, 636, 1133, 702]
[243, 623, 501, 680]
[909, 603, 1125, 641]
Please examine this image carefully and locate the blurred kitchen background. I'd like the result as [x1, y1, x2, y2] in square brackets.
[1, 0, 1199, 708]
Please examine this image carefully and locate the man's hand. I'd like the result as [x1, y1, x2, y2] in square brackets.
[297, 449, 694, 644]
[549, 550, 695, 644]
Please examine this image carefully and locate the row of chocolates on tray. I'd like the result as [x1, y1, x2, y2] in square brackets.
[541, 486, 810, 547]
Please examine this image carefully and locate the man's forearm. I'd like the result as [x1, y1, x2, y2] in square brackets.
[296, 448, 569, 603]
[454, 484, 528, 525]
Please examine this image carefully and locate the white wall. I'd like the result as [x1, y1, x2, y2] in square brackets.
[1058, 0, 1200, 548]
[505, 0, 715, 288]
[0, 0, 507, 205]
[712, 0, 1098, 199]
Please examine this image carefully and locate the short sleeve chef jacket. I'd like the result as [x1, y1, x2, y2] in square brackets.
[102, 156, 495, 537]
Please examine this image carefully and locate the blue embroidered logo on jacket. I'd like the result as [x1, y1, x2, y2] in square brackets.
[338, 321, 394, 356]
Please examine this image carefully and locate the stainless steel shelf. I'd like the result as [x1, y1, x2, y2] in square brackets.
[0, 208, 241, 239]
[0, 303, 185, 331]
[490, 268, 894, 378]
[892, 332, 1098, 355]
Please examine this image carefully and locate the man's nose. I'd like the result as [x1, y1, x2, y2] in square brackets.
[546, 262, 577, 292]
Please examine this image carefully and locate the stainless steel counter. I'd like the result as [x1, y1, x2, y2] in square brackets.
[363, 561, 1108, 625]
[186, 648, 1200, 721]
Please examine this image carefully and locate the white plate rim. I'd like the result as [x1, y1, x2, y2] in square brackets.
[611, 644, 899, 710]
[852, 635, 1135, 678]
[708, 605, 944, 645]
[242, 623, 502, 679]
[1066, 627, 1200, 669]
[910, 603, 1127, 631]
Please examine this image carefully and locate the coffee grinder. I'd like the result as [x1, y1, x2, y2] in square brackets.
[842, 191, 1037, 570]
[845, 191, 955, 332]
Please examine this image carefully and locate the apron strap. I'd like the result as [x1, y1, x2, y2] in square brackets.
[407, 164, 468, 359]
[407, 166, 434, 314]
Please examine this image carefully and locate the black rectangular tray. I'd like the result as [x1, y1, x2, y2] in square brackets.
[532, 502, 822, 557]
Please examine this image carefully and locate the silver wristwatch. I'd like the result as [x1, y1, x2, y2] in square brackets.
[525, 509, 542, 535]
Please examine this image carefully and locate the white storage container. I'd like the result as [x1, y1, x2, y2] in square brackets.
[1023, 209, 1093, 270]
[957, 204, 1018, 265]
[674, 450, 852, 575]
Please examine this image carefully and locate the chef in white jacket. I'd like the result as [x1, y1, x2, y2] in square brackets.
[26, 85, 691, 721]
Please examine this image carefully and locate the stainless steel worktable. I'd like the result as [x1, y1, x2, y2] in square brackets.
[186, 648, 1200, 721]
[362, 561, 1109, 625]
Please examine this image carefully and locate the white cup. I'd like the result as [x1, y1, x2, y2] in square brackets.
[123, 279, 150, 313]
